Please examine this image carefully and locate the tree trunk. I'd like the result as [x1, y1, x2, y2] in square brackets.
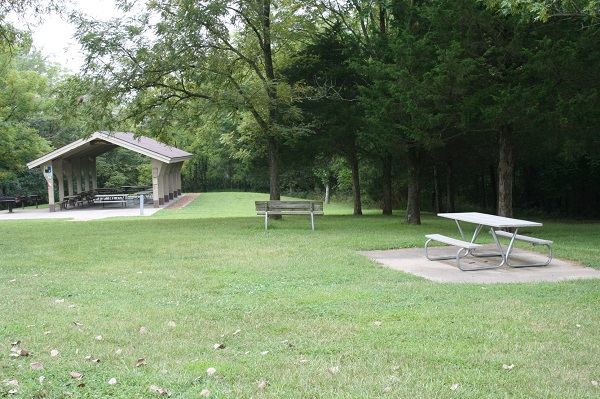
[497, 124, 514, 217]
[324, 178, 331, 204]
[433, 164, 443, 213]
[405, 146, 425, 225]
[446, 161, 455, 212]
[489, 164, 497, 214]
[262, 0, 281, 208]
[350, 155, 362, 215]
[382, 153, 393, 215]
[268, 137, 281, 202]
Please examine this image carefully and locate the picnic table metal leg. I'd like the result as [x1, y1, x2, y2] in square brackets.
[493, 228, 553, 268]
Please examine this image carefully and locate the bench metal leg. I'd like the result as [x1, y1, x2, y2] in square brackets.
[505, 243, 553, 267]
[265, 211, 269, 230]
[491, 230, 553, 268]
[311, 212, 315, 230]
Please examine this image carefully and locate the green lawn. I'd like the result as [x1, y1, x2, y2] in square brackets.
[1, 192, 599, 398]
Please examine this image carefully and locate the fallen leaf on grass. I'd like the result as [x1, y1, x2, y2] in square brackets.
[232, 329, 241, 336]
[108, 378, 117, 385]
[69, 372, 83, 380]
[167, 321, 176, 327]
[14, 348, 30, 357]
[503, 364, 515, 370]
[30, 362, 44, 370]
[72, 322, 83, 327]
[136, 358, 148, 367]
[95, 335, 103, 341]
[327, 366, 340, 375]
[55, 299, 64, 303]
[383, 386, 392, 392]
[200, 389, 211, 396]
[51, 350, 59, 357]
[115, 349, 123, 355]
[206, 367, 216, 376]
[260, 351, 269, 356]
[374, 321, 382, 326]
[44, 330, 52, 335]
[139, 326, 148, 334]
[39, 376, 45, 383]
[213, 343, 226, 349]
[7, 389, 17, 395]
[6, 380, 19, 386]
[11, 340, 20, 346]
[257, 381, 268, 390]
[450, 383, 459, 391]
[62, 391, 73, 395]
[591, 380, 598, 386]
[149, 385, 172, 396]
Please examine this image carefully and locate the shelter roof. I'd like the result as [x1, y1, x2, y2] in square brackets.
[27, 131, 193, 169]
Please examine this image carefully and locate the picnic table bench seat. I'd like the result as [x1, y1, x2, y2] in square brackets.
[424, 234, 485, 271]
[255, 200, 323, 230]
[493, 230, 553, 267]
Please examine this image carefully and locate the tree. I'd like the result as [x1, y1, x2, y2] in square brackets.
[69, 0, 316, 203]
[0, 47, 52, 183]
[483, 0, 599, 23]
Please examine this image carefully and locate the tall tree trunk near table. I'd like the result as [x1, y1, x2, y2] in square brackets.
[497, 124, 514, 218]
[382, 153, 393, 215]
[405, 146, 425, 225]
[434, 164, 443, 213]
[446, 161, 455, 213]
[350, 155, 362, 215]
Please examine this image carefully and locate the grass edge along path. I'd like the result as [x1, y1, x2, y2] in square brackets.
[1, 192, 599, 398]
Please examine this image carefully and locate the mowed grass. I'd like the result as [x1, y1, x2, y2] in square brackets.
[1, 192, 599, 398]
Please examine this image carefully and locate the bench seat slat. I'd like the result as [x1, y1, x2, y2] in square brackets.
[425, 234, 481, 249]
[494, 230, 553, 245]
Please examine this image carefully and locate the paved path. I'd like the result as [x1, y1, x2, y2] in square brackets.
[360, 246, 600, 284]
[0, 194, 193, 221]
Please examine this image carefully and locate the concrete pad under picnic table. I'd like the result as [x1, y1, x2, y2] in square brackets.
[359, 245, 600, 283]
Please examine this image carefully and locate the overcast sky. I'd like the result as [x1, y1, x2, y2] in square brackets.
[22, 0, 120, 71]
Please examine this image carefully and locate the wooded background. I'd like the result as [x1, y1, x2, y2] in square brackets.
[1, 0, 598, 222]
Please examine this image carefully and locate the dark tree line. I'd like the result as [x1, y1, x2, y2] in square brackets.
[1, 0, 599, 220]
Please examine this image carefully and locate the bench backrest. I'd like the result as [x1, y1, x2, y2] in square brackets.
[255, 200, 323, 213]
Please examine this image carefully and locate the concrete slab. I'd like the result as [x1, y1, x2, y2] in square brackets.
[360, 245, 600, 284]
[0, 194, 194, 222]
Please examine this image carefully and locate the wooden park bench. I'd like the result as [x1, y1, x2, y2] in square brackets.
[255, 200, 324, 230]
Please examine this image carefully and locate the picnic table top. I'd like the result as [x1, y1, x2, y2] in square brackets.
[438, 212, 542, 228]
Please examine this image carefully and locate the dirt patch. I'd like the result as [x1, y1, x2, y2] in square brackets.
[164, 193, 200, 209]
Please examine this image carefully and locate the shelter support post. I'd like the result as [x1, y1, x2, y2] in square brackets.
[91, 157, 98, 191]
[151, 159, 165, 208]
[64, 160, 74, 196]
[41, 162, 56, 212]
[83, 157, 91, 192]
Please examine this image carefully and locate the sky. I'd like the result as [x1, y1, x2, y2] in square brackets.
[14, 0, 120, 71]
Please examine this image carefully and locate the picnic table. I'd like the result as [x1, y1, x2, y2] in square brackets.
[94, 193, 129, 208]
[425, 212, 553, 271]
[0, 197, 18, 213]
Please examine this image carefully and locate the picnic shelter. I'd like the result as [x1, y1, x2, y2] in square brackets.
[26, 131, 193, 212]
